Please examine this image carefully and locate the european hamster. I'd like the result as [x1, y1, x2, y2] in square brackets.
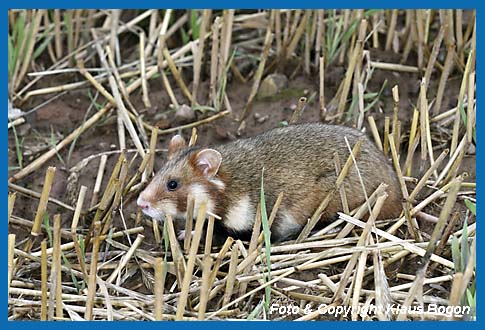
[137, 123, 402, 242]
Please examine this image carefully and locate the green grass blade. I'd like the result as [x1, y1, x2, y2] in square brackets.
[461, 221, 469, 268]
[451, 235, 461, 272]
[464, 199, 476, 216]
[190, 10, 200, 40]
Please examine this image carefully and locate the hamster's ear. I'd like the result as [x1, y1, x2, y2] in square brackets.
[168, 135, 187, 159]
[193, 149, 222, 177]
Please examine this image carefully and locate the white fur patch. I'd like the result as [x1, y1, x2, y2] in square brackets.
[225, 195, 254, 232]
[210, 178, 226, 191]
[189, 183, 215, 216]
[177, 230, 195, 240]
[159, 200, 178, 217]
[274, 211, 302, 239]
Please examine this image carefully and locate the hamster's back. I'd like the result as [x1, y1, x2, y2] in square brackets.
[215, 123, 402, 237]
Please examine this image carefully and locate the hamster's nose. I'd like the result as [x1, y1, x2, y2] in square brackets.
[137, 197, 150, 210]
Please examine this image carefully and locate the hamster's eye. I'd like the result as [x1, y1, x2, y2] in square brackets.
[167, 180, 179, 191]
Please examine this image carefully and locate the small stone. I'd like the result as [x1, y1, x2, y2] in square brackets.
[257, 73, 289, 98]
[254, 112, 269, 123]
[16, 122, 31, 136]
[467, 143, 476, 155]
[174, 104, 195, 123]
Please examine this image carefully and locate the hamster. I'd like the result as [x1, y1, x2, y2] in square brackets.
[137, 123, 402, 242]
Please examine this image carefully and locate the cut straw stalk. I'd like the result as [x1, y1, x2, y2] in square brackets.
[197, 216, 215, 315]
[397, 175, 463, 320]
[286, 10, 309, 59]
[334, 154, 350, 214]
[154, 258, 165, 321]
[369, 61, 420, 73]
[163, 47, 193, 104]
[351, 240, 370, 320]
[319, 56, 326, 121]
[183, 196, 195, 254]
[145, 126, 159, 179]
[91, 155, 108, 207]
[205, 237, 233, 298]
[419, 78, 431, 170]
[154, 110, 231, 135]
[222, 242, 239, 306]
[8, 117, 25, 129]
[8, 234, 16, 296]
[85, 221, 101, 320]
[176, 202, 207, 320]
[391, 85, 400, 151]
[139, 32, 151, 108]
[106, 234, 144, 284]
[339, 213, 454, 269]
[32, 226, 144, 258]
[424, 24, 445, 90]
[71, 185, 88, 277]
[40, 240, 48, 321]
[405, 109, 419, 176]
[91, 37, 145, 159]
[451, 49, 475, 155]
[124, 153, 151, 196]
[334, 186, 389, 240]
[47, 214, 63, 320]
[434, 43, 455, 115]
[165, 214, 186, 291]
[389, 134, 421, 242]
[239, 29, 274, 123]
[385, 10, 398, 51]
[356, 83, 365, 129]
[198, 255, 213, 320]
[218, 10, 235, 86]
[337, 41, 362, 121]
[367, 116, 383, 151]
[467, 71, 475, 144]
[192, 10, 211, 106]
[8, 182, 74, 214]
[236, 204, 262, 297]
[8, 192, 16, 224]
[434, 136, 467, 186]
[335, 193, 388, 304]
[408, 148, 449, 201]
[210, 16, 221, 107]
[433, 212, 460, 257]
[29, 166, 56, 238]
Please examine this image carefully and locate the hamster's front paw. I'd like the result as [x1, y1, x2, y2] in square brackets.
[177, 230, 195, 240]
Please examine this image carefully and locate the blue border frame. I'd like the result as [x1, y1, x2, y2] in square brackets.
[4, 1, 480, 328]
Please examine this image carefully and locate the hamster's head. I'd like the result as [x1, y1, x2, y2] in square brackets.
[137, 135, 225, 221]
